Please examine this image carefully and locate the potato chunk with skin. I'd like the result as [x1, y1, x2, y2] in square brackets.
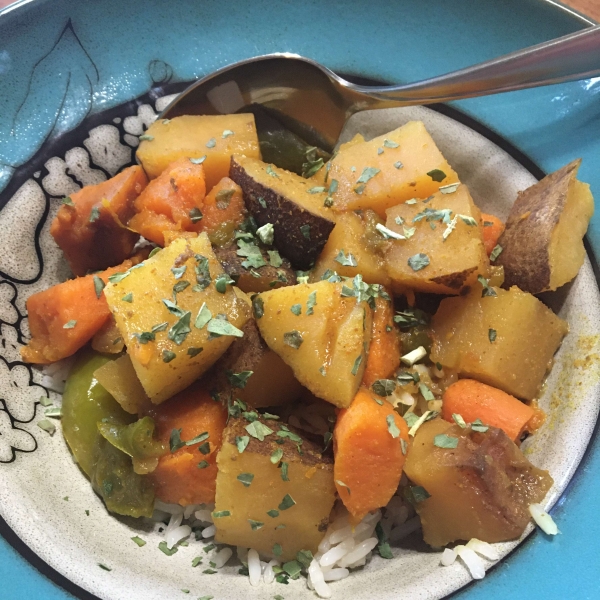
[497, 159, 594, 293]
[384, 184, 489, 295]
[50, 165, 147, 276]
[136, 114, 260, 189]
[256, 281, 373, 408]
[431, 286, 568, 400]
[230, 155, 336, 270]
[325, 121, 459, 217]
[204, 320, 303, 408]
[104, 234, 250, 404]
[310, 211, 391, 286]
[404, 419, 553, 547]
[214, 417, 335, 560]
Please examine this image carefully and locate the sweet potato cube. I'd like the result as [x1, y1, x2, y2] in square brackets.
[214, 416, 335, 560]
[326, 121, 459, 217]
[50, 166, 147, 276]
[384, 184, 489, 295]
[430, 286, 568, 400]
[136, 114, 260, 190]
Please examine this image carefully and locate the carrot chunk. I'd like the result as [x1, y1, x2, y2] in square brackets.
[442, 378, 534, 442]
[147, 383, 227, 506]
[50, 166, 147, 276]
[20, 256, 142, 364]
[333, 388, 409, 522]
[128, 157, 206, 246]
[200, 177, 247, 245]
[481, 213, 505, 256]
[362, 295, 400, 388]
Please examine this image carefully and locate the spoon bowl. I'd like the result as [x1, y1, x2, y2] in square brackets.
[162, 25, 600, 151]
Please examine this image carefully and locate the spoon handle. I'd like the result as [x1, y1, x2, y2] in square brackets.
[351, 25, 600, 105]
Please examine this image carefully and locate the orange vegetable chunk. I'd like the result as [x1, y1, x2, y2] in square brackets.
[481, 213, 505, 256]
[334, 388, 409, 521]
[199, 177, 247, 246]
[442, 379, 534, 442]
[362, 295, 400, 388]
[147, 383, 227, 506]
[128, 157, 206, 246]
[50, 165, 147, 276]
[21, 257, 141, 364]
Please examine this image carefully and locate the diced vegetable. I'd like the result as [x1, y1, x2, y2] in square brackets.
[497, 159, 594, 293]
[229, 155, 336, 269]
[430, 286, 568, 400]
[94, 354, 150, 415]
[441, 379, 535, 442]
[136, 114, 260, 189]
[214, 416, 335, 560]
[403, 419, 553, 546]
[21, 256, 143, 364]
[199, 177, 247, 246]
[205, 320, 303, 408]
[480, 213, 505, 256]
[214, 243, 297, 294]
[362, 295, 400, 387]
[324, 121, 459, 217]
[128, 157, 206, 246]
[103, 234, 250, 404]
[147, 382, 227, 505]
[310, 211, 391, 286]
[97, 416, 166, 474]
[333, 389, 409, 521]
[62, 351, 133, 476]
[91, 437, 155, 518]
[256, 281, 373, 408]
[384, 184, 489, 295]
[91, 315, 124, 354]
[50, 165, 147, 276]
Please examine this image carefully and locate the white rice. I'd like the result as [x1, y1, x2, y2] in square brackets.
[40, 356, 76, 393]
[148, 476, 503, 597]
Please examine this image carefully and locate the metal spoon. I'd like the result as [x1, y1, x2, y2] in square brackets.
[162, 25, 600, 151]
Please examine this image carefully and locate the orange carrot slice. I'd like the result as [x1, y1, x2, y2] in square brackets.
[481, 213, 505, 256]
[442, 378, 534, 442]
[147, 383, 227, 506]
[50, 165, 147, 276]
[333, 388, 409, 522]
[362, 295, 400, 388]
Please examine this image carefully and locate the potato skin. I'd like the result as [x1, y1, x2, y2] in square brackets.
[497, 160, 579, 293]
[229, 156, 335, 270]
[213, 243, 297, 293]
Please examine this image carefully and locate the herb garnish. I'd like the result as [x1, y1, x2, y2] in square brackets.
[245, 421, 274, 441]
[306, 291, 317, 315]
[89, 206, 100, 223]
[386, 415, 400, 438]
[283, 330, 303, 349]
[407, 253, 430, 271]
[205, 138, 216, 148]
[373, 379, 396, 396]
[162, 350, 176, 363]
[478, 275, 497, 297]
[278, 494, 296, 510]
[189, 156, 207, 165]
[93, 275, 105, 298]
[334, 249, 358, 267]
[290, 304, 302, 316]
[351, 354, 363, 376]
[434, 434, 459, 449]
[63, 320, 77, 329]
[235, 435, 250, 453]
[489, 328, 497, 342]
[356, 167, 381, 184]
[226, 370, 253, 388]
[490, 244, 503, 262]
[426, 169, 447, 182]
[237, 473, 254, 488]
